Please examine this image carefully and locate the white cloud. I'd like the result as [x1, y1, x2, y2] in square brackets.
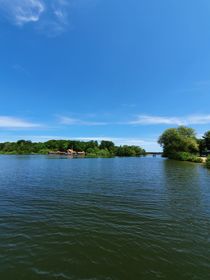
[0, 116, 41, 129]
[0, 0, 45, 25]
[37, 0, 70, 36]
[0, 0, 71, 35]
[186, 115, 210, 125]
[59, 116, 108, 126]
[59, 114, 210, 127]
[129, 114, 210, 126]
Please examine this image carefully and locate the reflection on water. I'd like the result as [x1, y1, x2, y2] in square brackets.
[0, 156, 210, 280]
[163, 159, 201, 215]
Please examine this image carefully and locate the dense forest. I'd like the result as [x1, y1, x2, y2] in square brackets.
[0, 139, 146, 158]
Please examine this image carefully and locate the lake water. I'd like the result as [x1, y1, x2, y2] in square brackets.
[0, 155, 210, 280]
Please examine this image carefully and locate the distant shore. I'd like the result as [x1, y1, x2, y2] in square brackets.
[0, 139, 146, 158]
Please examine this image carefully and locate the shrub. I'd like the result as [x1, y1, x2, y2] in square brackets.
[169, 152, 203, 163]
[86, 148, 113, 158]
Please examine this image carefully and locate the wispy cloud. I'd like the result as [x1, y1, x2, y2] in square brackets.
[59, 116, 108, 126]
[184, 115, 210, 125]
[0, 116, 41, 129]
[129, 114, 210, 126]
[0, 0, 72, 35]
[37, 0, 70, 36]
[59, 114, 210, 127]
[0, 0, 45, 26]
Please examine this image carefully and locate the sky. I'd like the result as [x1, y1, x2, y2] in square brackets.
[0, 0, 210, 151]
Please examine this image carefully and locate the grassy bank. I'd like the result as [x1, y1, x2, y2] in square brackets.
[167, 152, 203, 163]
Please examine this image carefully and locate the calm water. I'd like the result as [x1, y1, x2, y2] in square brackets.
[0, 156, 210, 280]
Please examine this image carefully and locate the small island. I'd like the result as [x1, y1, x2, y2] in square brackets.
[0, 140, 146, 158]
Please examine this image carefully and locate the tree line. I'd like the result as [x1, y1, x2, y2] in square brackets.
[0, 139, 146, 158]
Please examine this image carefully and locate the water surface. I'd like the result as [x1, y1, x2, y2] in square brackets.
[0, 156, 210, 280]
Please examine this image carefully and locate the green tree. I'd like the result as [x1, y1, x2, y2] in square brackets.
[197, 138, 206, 156]
[45, 140, 59, 151]
[203, 131, 210, 150]
[99, 141, 114, 151]
[84, 141, 98, 152]
[116, 145, 145, 157]
[158, 126, 199, 158]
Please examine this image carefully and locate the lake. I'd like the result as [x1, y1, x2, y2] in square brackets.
[0, 155, 210, 280]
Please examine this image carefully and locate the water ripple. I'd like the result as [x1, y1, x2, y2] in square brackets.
[0, 156, 210, 279]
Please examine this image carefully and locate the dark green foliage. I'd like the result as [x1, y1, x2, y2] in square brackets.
[206, 156, 210, 169]
[0, 139, 146, 158]
[116, 145, 146, 157]
[197, 138, 206, 156]
[99, 141, 115, 151]
[204, 131, 210, 150]
[198, 131, 210, 155]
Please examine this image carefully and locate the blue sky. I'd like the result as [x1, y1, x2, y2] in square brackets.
[0, 0, 210, 151]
